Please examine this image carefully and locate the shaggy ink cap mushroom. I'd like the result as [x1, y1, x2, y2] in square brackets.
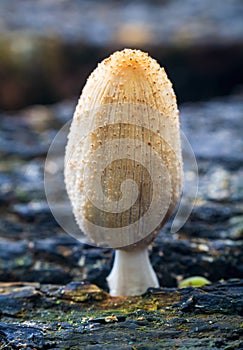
[64, 49, 183, 296]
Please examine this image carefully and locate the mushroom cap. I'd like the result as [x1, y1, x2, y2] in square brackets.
[65, 49, 182, 249]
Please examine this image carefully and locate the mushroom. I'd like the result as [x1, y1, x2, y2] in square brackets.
[64, 49, 182, 296]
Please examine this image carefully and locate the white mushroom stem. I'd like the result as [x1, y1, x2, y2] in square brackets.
[65, 49, 183, 297]
[107, 246, 159, 296]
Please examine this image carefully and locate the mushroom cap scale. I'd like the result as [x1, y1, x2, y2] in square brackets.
[65, 49, 182, 249]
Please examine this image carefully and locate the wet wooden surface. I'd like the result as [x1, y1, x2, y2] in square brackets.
[0, 280, 242, 349]
[0, 94, 242, 349]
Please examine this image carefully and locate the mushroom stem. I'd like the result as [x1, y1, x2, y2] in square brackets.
[107, 246, 159, 296]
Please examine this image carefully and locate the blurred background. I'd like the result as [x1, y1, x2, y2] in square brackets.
[1, 0, 243, 110]
[0, 0, 242, 288]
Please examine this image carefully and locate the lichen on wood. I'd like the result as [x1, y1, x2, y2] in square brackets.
[0, 280, 242, 349]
